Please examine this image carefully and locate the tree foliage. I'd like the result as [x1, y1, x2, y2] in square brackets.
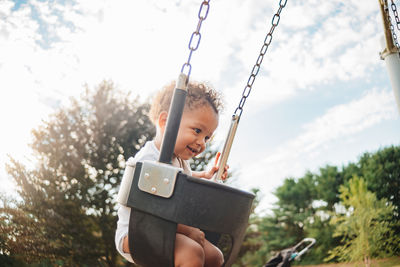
[1, 81, 155, 266]
[232, 189, 269, 267]
[326, 177, 400, 266]
[233, 146, 400, 265]
[356, 146, 400, 218]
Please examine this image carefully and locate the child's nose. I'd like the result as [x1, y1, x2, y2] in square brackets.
[196, 137, 206, 148]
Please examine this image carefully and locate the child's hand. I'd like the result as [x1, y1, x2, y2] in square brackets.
[192, 164, 229, 180]
[202, 164, 229, 180]
[187, 227, 205, 247]
[191, 152, 229, 180]
[178, 224, 205, 247]
[218, 164, 229, 181]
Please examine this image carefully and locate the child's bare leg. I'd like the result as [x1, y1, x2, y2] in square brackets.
[174, 233, 205, 267]
[203, 240, 224, 267]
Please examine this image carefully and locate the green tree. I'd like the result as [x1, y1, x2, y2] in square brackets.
[343, 146, 400, 253]
[304, 215, 338, 264]
[0, 194, 54, 266]
[273, 173, 317, 245]
[1, 81, 155, 266]
[248, 147, 400, 266]
[303, 165, 346, 264]
[357, 146, 400, 218]
[233, 173, 319, 266]
[231, 146, 400, 266]
[232, 189, 272, 267]
[315, 165, 345, 210]
[326, 176, 400, 266]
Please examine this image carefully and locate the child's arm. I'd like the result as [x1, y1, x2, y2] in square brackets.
[122, 235, 130, 253]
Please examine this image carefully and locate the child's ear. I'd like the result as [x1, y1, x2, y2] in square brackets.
[158, 111, 168, 130]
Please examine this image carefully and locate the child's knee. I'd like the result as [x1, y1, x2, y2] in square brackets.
[207, 248, 224, 267]
[191, 244, 206, 265]
[204, 243, 224, 267]
[175, 234, 205, 267]
[176, 246, 204, 267]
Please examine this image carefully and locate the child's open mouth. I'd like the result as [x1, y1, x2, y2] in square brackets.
[187, 146, 198, 154]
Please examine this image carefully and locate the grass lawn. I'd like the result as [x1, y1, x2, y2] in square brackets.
[293, 257, 400, 267]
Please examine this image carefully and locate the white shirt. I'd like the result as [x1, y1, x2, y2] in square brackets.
[115, 141, 192, 263]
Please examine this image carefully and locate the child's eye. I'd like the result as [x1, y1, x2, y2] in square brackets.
[205, 136, 211, 142]
[193, 128, 201, 134]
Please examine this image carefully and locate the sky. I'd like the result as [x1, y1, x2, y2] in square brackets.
[1, 0, 399, 213]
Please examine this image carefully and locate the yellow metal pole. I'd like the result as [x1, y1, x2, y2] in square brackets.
[378, 0, 400, 114]
[379, 0, 399, 57]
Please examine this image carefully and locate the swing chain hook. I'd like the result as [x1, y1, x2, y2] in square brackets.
[181, 0, 211, 84]
[234, 0, 287, 119]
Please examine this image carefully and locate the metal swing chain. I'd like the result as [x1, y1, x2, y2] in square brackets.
[181, 0, 210, 83]
[234, 0, 287, 119]
[391, 0, 400, 31]
[214, 0, 287, 181]
[386, 0, 400, 49]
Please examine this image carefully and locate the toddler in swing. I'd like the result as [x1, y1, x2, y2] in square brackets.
[115, 80, 228, 267]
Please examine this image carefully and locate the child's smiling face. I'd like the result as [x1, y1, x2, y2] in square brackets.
[172, 103, 218, 160]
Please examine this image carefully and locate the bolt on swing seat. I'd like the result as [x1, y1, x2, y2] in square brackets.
[121, 74, 255, 267]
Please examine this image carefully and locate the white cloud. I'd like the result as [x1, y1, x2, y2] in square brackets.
[0, 0, 213, 192]
[236, 88, 397, 211]
[233, 0, 384, 115]
[299, 88, 396, 150]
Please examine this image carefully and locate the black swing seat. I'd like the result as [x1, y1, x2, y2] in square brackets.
[127, 161, 255, 267]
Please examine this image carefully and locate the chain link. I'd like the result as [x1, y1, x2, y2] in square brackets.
[234, 0, 287, 118]
[391, 0, 400, 31]
[181, 1, 210, 83]
[387, 0, 400, 49]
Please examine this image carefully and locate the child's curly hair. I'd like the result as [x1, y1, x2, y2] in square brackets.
[149, 80, 223, 125]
